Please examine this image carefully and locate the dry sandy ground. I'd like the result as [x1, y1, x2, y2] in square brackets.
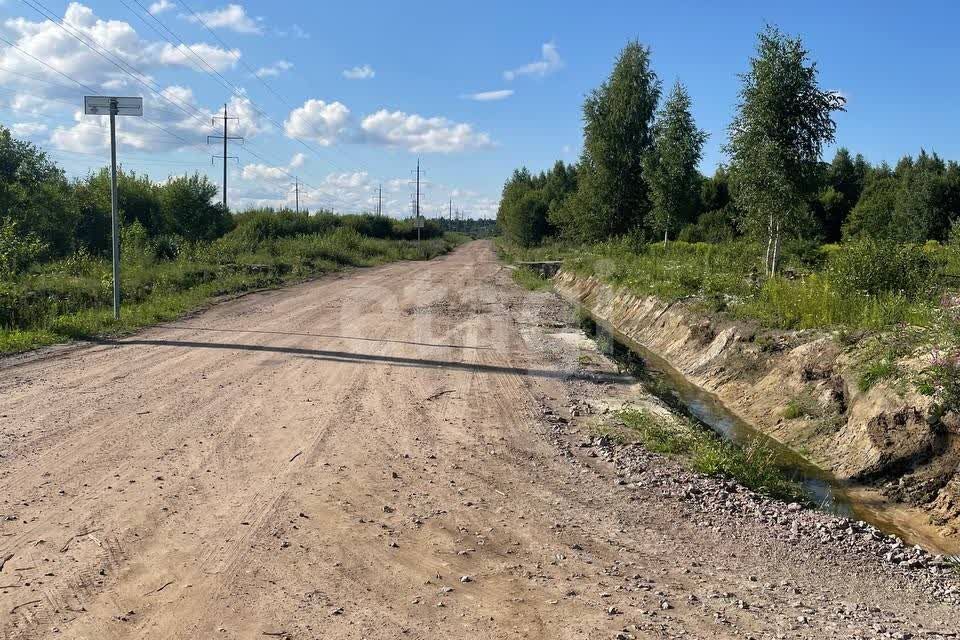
[1, 240, 958, 639]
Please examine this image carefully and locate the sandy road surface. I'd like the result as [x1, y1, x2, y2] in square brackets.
[1, 240, 958, 639]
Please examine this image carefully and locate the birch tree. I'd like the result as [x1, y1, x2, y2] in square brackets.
[727, 26, 845, 275]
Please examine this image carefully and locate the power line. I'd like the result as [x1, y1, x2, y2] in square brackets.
[169, 0, 389, 186]
[19, 0, 216, 135]
[0, 32, 209, 155]
[176, 0, 295, 110]
[4, 2, 387, 212]
[121, 0, 240, 99]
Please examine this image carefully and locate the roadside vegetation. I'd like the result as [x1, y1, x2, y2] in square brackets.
[0, 127, 467, 354]
[510, 266, 552, 291]
[615, 408, 808, 504]
[496, 25, 960, 417]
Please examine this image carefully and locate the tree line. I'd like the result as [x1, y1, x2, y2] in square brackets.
[497, 26, 960, 273]
[0, 125, 231, 272]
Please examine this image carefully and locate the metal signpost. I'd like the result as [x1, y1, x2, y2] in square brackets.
[414, 215, 424, 248]
[84, 96, 143, 320]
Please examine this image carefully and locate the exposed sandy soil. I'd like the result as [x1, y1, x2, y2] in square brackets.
[1, 240, 958, 639]
[553, 270, 960, 555]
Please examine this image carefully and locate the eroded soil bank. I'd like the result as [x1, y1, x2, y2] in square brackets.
[554, 270, 960, 554]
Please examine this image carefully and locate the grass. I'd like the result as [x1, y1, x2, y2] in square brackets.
[782, 391, 820, 420]
[531, 237, 943, 333]
[618, 408, 809, 504]
[0, 229, 464, 355]
[511, 266, 552, 291]
[858, 357, 901, 392]
[494, 237, 577, 264]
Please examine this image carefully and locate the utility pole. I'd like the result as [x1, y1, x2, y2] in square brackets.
[415, 158, 421, 247]
[208, 104, 243, 212]
[291, 177, 300, 213]
[378, 183, 382, 216]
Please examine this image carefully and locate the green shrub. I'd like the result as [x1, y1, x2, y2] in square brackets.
[0, 217, 47, 277]
[677, 208, 737, 244]
[918, 349, 960, 416]
[827, 237, 943, 300]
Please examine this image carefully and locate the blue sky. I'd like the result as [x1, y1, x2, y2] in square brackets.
[0, 1, 957, 217]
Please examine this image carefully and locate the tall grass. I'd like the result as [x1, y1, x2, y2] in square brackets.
[561, 238, 941, 332]
[511, 266, 552, 291]
[738, 275, 934, 331]
[0, 227, 462, 355]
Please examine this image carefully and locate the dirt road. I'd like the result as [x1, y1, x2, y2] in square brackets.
[1, 241, 958, 639]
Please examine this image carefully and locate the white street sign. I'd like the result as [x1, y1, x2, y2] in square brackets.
[414, 217, 425, 228]
[84, 96, 143, 117]
[82, 96, 144, 320]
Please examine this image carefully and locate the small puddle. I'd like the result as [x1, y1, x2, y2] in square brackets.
[576, 309, 959, 554]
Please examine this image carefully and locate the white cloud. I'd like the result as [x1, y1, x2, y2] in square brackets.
[342, 64, 375, 80]
[325, 171, 368, 189]
[11, 122, 47, 137]
[241, 162, 288, 182]
[284, 99, 351, 146]
[240, 152, 307, 183]
[360, 110, 493, 153]
[226, 94, 268, 138]
[0, 2, 240, 99]
[48, 85, 261, 154]
[157, 42, 240, 72]
[255, 59, 292, 78]
[504, 42, 562, 81]
[149, 0, 175, 14]
[185, 4, 262, 35]
[463, 89, 514, 102]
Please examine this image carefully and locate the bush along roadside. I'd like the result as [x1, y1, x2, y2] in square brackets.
[0, 222, 466, 355]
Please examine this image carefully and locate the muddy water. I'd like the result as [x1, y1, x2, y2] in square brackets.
[578, 310, 960, 555]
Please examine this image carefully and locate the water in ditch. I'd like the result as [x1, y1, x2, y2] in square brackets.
[576, 309, 960, 554]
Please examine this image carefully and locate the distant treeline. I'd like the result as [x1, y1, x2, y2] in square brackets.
[497, 26, 960, 273]
[0, 124, 452, 276]
[434, 216, 498, 238]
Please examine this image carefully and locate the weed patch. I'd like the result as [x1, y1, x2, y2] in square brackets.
[511, 266, 552, 291]
[1, 231, 463, 355]
[619, 408, 808, 504]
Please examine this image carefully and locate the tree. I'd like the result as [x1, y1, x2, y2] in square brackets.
[562, 41, 661, 241]
[0, 217, 46, 277]
[642, 82, 708, 244]
[0, 126, 77, 258]
[726, 26, 845, 274]
[542, 160, 578, 217]
[844, 150, 960, 242]
[511, 191, 550, 247]
[160, 173, 232, 241]
[497, 168, 551, 247]
[813, 148, 869, 242]
[700, 165, 732, 214]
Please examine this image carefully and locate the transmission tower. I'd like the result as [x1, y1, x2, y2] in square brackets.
[208, 104, 243, 211]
